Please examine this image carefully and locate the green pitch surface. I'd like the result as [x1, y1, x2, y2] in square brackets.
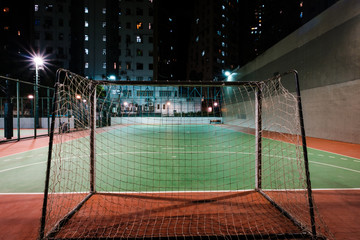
[0, 124, 359, 193]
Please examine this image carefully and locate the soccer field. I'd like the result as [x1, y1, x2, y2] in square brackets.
[0, 124, 359, 194]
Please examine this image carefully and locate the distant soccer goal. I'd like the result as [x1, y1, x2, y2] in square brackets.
[39, 69, 332, 239]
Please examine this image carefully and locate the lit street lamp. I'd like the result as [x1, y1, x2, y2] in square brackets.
[33, 56, 43, 137]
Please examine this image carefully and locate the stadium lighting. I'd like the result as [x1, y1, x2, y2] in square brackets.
[33, 56, 44, 67]
[33, 55, 44, 137]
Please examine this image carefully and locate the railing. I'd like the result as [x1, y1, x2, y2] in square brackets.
[0, 75, 55, 142]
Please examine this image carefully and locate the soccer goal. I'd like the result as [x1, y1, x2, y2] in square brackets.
[39, 69, 331, 239]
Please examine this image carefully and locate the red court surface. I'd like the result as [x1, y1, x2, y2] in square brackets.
[0, 136, 359, 240]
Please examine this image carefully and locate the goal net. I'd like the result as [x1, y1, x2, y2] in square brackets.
[39, 69, 331, 239]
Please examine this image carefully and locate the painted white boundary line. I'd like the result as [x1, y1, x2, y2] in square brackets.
[309, 161, 360, 174]
[307, 146, 360, 160]
[0, 161, 46, 173]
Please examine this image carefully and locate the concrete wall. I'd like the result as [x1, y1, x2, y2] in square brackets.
[230, 0, 360, 144]
[111, 117, 223, 125]
[0, 117, 74, 129]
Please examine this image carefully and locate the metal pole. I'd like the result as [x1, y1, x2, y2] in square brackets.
[34, 64, 39, 138]
[47, 88, 50, 135]
[255, 84, 262, 190]
[16, 81, 20, 140]
[39, 69, 61, 239]
[293, 70, 317, 237]
[90, 84, 96, 193]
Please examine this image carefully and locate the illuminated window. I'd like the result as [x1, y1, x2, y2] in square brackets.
[3, 26, 9, 30]
[85, 49, 89, 55]
[85, 62, 89, 68]
[35, 5, 39, 11]
[103, 35, 106, 41]
[103, 63, 106, 69]
[114, 62, 117, 69]
[103, 49, 106, 55]
[102, 8, 106, 14]
[102, 22, 106, 28]
[136, 22, 143, 29]
[18, 30, 21, 36]
[85, 21, 89, 27]
[85, 7, 88, 13]
[85, 35, 89, 41]
[195, 36, 199, 42]
[3, 7, 9, 13]
[136, 36, 142, 43]
[148, 23, 152, 29]
[45, 4, 53, 12]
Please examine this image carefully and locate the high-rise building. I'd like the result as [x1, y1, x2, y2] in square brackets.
[154, 0, 193, 80]
[118, 0, 154, 81]
[33, 0, 72, 73]
[0, 0, 34, 78]
[186, 0, 241, 81]
[81, 0, 154, 81]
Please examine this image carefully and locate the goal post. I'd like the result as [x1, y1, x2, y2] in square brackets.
[39, 69, 331, 240]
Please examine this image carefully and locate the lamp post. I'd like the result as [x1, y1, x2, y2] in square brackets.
[33, 56, 43, 137]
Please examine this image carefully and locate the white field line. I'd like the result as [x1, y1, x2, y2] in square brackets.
[0, 161, 46, 173]
[309, 161, 360, 174]
[307, 146, 360, 160]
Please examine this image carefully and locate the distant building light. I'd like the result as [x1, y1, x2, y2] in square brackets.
[169, 18, 172, 22]
[28, 94, 34, 99]
[35, 5, 39, 12]
[3, 7, 10, 13]
[109, 75, 116, 80]
[224, 71, 231, 77]
[84, 7, 88, 13]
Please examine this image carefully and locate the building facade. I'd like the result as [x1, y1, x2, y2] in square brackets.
[187, 0, 241, 81]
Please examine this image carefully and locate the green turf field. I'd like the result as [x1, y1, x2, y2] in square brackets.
[0, 124, 359, 193]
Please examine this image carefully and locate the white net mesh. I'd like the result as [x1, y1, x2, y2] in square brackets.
[40, 69, 332, 239]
